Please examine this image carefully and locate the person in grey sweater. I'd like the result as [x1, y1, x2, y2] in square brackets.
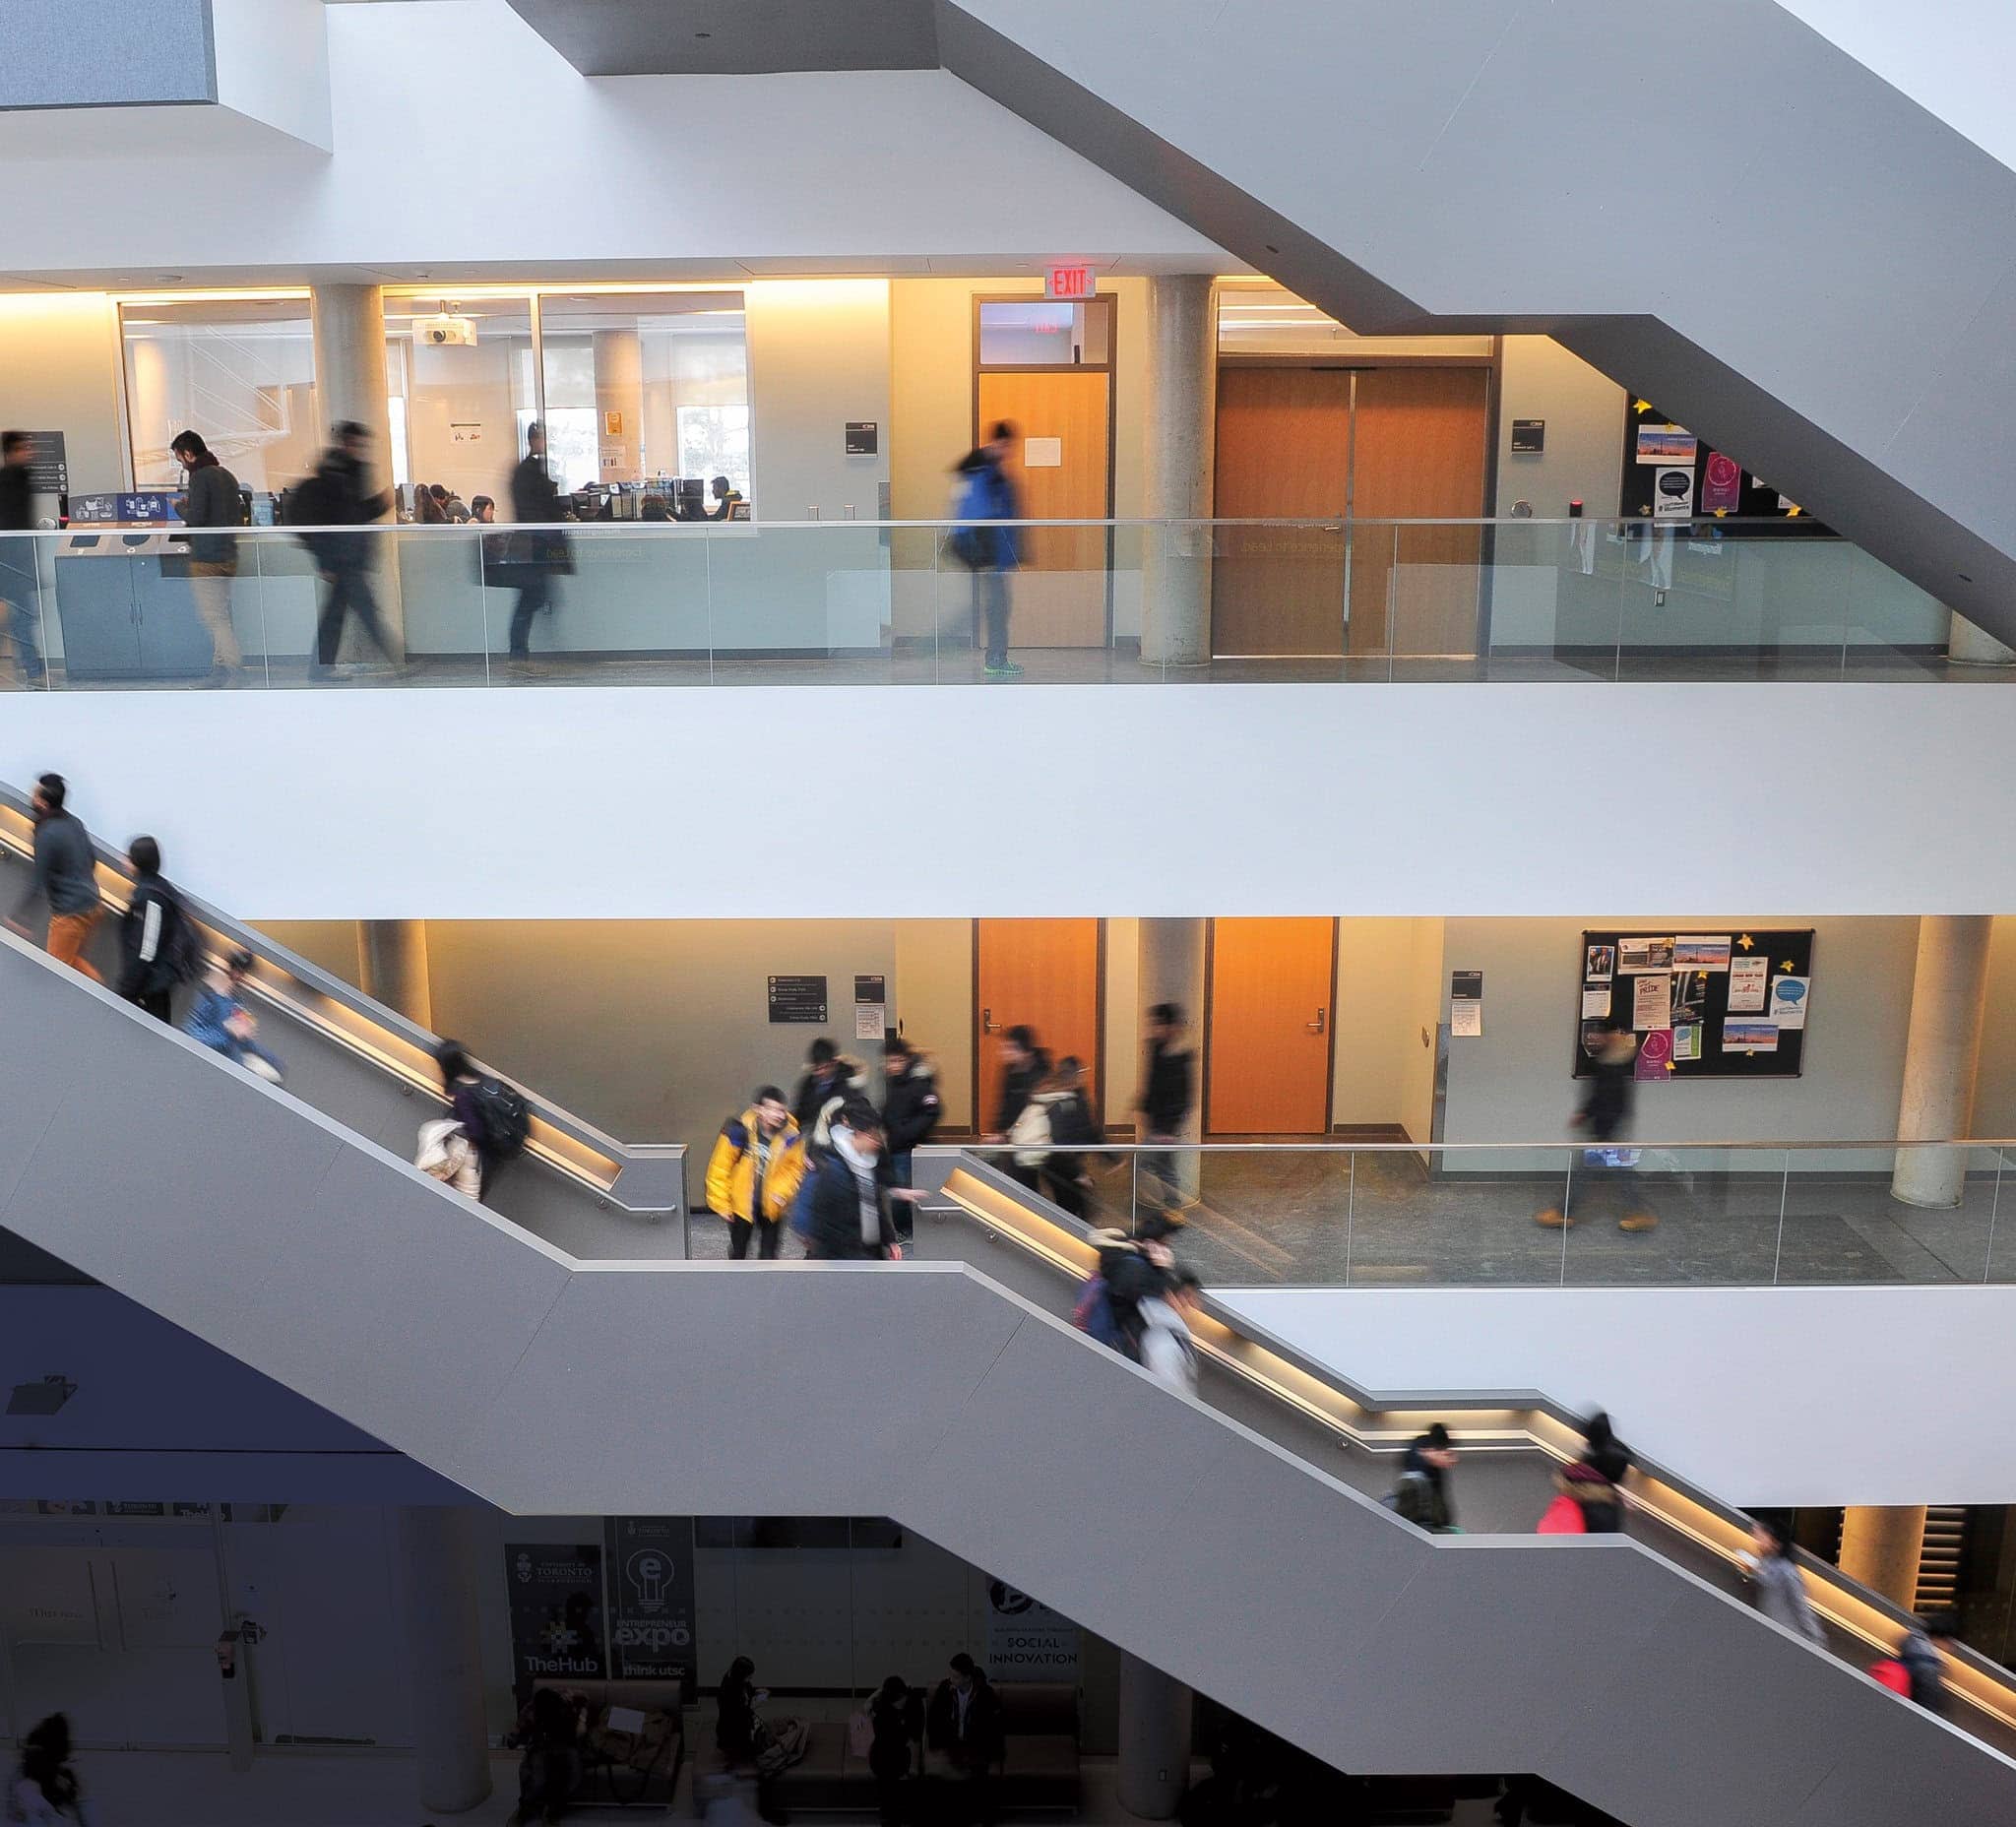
[1744, 1517, 1823, 1644]
[171, 429, 244, 682]
[5, 773, 102, 981]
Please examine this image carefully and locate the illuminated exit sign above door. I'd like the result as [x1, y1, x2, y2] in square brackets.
[1045, 263, 1097, 301]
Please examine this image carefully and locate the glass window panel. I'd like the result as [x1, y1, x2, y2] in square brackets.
[119, 297, 318, 493]
[536, 291, 751, 504]
[977, 298, 1111, 367]
[382, 295, 537, 515]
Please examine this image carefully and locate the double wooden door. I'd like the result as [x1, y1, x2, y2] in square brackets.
[976, 370, 1112, 648]
[1212, 365, 1490, 658]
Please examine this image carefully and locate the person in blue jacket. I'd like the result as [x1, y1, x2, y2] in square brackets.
[182, 947, 284, 1083]
[953, 421, 1022, 676]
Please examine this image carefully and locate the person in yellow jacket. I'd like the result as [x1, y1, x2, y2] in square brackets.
[705, 1085, 806, 1260]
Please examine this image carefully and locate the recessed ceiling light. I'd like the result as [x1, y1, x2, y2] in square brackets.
[158, 273, 183, 283]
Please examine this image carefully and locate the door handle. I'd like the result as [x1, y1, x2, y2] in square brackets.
[982, 1007, 996, 1035]
[1305, 1008, 1327, 1035]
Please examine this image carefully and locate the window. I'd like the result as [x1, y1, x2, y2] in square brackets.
[976, 297, 1112, 368]
[382, 296, 537, 511]
[119, 297, 317, 492]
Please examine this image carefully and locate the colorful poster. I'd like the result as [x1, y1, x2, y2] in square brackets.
[1585, 944, 1615, 981]
[1769, 976, 1810, 1031]
[1636, 423, 1699, 466]
[1672, 1024, 1703, 1062]
[1701, 450, 1742, 513]
[1635, 1029, 1672, 1080]
[1672, 935, 1732, 971]
[1582, 986, 1612, 1019]
[1632, 973, 1670, 1031]
[1723, 1020, 1779, 1053]
[1619, 937, 1673, 974]
[1653, 466, 1695, 520]
[1728, 956, 1769, 1012]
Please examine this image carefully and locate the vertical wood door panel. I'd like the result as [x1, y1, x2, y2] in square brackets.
[1211, 368, 1352, 656]
[1207, 917, 1336, 1135]
[976, 371, 1111, 648]
[976, 918, 1102, 1131]
[1347, 366, 1489, 658]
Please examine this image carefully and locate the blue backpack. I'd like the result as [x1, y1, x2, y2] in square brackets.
[1073, 1273, 1128, 1352]
[948, 469, 998, 570]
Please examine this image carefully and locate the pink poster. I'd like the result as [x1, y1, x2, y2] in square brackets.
[1635, 1029, 1673, 1081]
[1701, 450, 1742, 514]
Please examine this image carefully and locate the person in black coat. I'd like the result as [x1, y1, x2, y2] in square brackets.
[1, 429, 46, 685]
[792, 1038, 846, 1138]
[506, 422, 567, 662]
[881, 1037, 943, 1188]
[924, 1653, 1003, 1823]
[798, 1106, 922, 1260]
[868, 1673, 916, 1827]
[301, 421, 396, 669]
[1539, 1019, 1656, 1231]
[986, 1026, 1048, 1140]
[116, 835, 194, 1023]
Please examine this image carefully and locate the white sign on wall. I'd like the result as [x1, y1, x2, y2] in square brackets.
[985, 1579, 1078, 1681]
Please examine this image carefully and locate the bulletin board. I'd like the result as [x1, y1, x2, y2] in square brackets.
[1615, 401, 1831, 534]
[1574, 929, 1815, 1081]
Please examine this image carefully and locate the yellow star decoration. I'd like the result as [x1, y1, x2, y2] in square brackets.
[1736, 934, 1754, 951]
[1667, 1060, 1676, 1072]
[1634, 399, 1654, 415]
[1781, 960, 1796, 973]
[1697, 971, 1709, 981]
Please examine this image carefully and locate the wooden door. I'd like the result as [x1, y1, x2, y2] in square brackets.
[976, 371, 1111, 647]
[1212, 368, 1352, 656]
[1347, 367, 1489, 658]
[1207, 917, 1336, 1135]
[976, 918, 1102, 1131]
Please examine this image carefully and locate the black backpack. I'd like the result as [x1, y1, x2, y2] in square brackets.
[469, 1075, 532, 1160]
[160, 888, 203, 984]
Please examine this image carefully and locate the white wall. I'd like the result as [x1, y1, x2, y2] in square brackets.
[1493, 335, 1624, 519]
[0, 2, 1226, 280]
[11, 682, 2016, 919]
[1219, 1284, 2016, 1505]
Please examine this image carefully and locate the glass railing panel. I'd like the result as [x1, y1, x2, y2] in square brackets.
[1612, 531, 1842, 680]
[475, 523, 710, 682]
[704, 520, 894, 684]
[1839, 541, 1955, 679]
[0, 532, 48, 690]
[1203, 520, 1349, 678]
[1387, 520, 1486, 680]
[1781, 1143, 2000, 1285]
[1558, 1144, 1787, 1286]
[1331, 1144, 1575, 1289]
[1478, 517, 1623, 680]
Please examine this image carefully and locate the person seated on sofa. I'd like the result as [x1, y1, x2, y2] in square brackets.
[869, 1673, 918, 1827]
[924, 1654, 1003, 1823]
[507, 1685, 585, 1826]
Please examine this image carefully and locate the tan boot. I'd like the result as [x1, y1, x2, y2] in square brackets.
[1618, 1211, 1660, 1232]
[1535, 1207, 1575, 1228]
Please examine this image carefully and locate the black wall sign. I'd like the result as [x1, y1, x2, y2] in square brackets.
[1509, 419, 1545, 454]
[853, 975, 886, 1003]
[604, 1517, 697, 1687]
[768, 975, 829, 1024]
[846, 421, 879, 456]
[25, 431, 67, 495]
[1450, 971, 1483, 1000]
[504, 1542, 606, 1702]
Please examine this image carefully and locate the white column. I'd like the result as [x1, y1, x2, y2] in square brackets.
[1948, 611, 2016, 666]
[356, 919, 433, 1028]
[593, 328, 645, 479]
[1839, 1506, 1929, 1610]
[1117, 1651, 1192, 1819]
[1141, 276, 1216, 668]
[1891, 915, 1992, 1208]
[310, 284, 404, 659]
[394, 1507, 492, 1815]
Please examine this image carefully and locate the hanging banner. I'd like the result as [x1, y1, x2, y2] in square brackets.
[986, 1579, 1079, 1681]
[604, 1518, 698, 1688]
[1700, 450, 1742, 513]
[505, 1542, 606, 1702]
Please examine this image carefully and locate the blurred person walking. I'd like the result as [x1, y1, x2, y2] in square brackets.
[1568, 1411, 1632, 1533]
[950, 423, 1022, 677]
[706, 1086, 806, 1260]
[434, 1040, 530, 1204]
[169, 428, 245, 683]
[6, 773, 102, 981]
[296, 421, 397, 673]
[881, 1035, 943, 1189]
[1538, 1018, 1657, 1232]
[1388, 1422, 1461, 1533]
[1010, 1055, 1099, 1217]
[0, 430, 45, 687]
[1137, 1268, 1204, 1397]
[506, 422, 569, 669]
[117, 835, 198, 1023]
[792, 1037, 848, 1138]
[1136, 1002, 1195, 1216]
[984, 1026, 1048, 1147]
[1897, 1614, 1954, 1715]
[794, 1103, 922, 1261]
[183, 948, 284, 1082]
[11, 1713, 89, 1825]
[1743, 1516, 1824, 1645]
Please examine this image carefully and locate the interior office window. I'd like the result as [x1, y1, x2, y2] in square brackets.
[976, 297, 1112, 367]
[536, 291, 752, 501]
[119, 296, 318, 492]
[382, 295, 538, 511]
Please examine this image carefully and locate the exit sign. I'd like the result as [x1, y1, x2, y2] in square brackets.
[1045, 263, 1096, 301]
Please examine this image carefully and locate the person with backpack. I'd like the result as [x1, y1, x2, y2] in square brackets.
[1038, 1055, 1102, 1218]
[705, 1086, 806, 1260]
[881, 1035, 942, 1189]
[792, 1037, 848, 1138]
[951, 422, 1022, 677]
[1569, 1410, 1632, 1533]
[295, 421, 396, 674]
[169, 428, 245, 684]
[6, 773, 103, 982]
[1387, 1423, 1460, 1533]
[183, 948, 285, 1083]
[434, 1039, 530, 1203]
[984, 1026, 1047, 1146]
[505, 422, 571, 670]
[1896, 1614, 1953, 1715]
[801, 1053, 873, 1163]
[792, 1103, 923, 1261]
[117, 835, 199, 1023]
[1137, 1268, 1203, 1397]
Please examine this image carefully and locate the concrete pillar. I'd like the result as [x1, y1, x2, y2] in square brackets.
[1839, 1505, 1929, 1611]
[1891, 915, 1992, 1207]
[1141, 276, 1216, 668]
[1137, 918, 1207, 1209]
[593, 328, 645, 480]
[309, 284, 404, 659]
[1117, 1652, 1192, 1819]
[394, 1507, 491, 1815]
[1948, 611, 2016, 666]
[356, 919, 433, 1029]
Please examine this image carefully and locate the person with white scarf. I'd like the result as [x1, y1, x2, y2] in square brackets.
[797, 1103, 924, 1261]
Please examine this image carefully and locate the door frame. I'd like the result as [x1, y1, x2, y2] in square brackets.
[1201, 915, 1340, 1138]
[970, 917, 1108, 1133]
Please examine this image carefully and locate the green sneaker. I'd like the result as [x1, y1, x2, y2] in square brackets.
[983, 660, 1025, 677]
